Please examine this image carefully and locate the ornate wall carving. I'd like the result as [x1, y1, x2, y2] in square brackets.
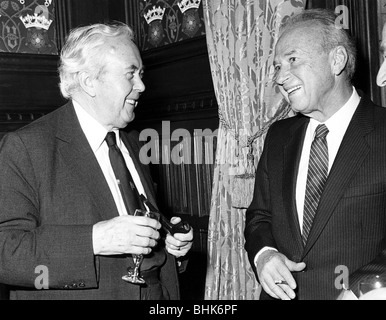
[0, 0, 57, 54]
[139, 0, 206, 51]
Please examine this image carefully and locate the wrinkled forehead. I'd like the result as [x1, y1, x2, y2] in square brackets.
[275, 24, 322, 56]
[104, 37, 142, 63]
[105, 36, 137, 54]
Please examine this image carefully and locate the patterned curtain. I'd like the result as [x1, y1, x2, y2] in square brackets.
[203, 0, 306, 300]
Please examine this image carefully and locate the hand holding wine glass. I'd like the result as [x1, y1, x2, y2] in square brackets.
[122, 209, 160, 284]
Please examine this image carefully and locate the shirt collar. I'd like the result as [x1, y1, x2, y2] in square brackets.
[309, 87, 361, 135]
[73, 100, 111, 153]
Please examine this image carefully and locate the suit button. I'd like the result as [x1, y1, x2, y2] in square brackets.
[63, 285, 70, 289]
[79, 282, 85, 288]
[71, 283, 78, 288]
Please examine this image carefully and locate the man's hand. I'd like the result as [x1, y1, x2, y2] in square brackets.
[165, 217, 193, 258]
[256, 250, 306, 300]
[92, 215, 161, 255]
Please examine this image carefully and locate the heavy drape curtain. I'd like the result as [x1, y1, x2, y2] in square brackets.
[203, 0, 306, 300]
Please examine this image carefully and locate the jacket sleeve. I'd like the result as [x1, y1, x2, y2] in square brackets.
[0, 133, 98, 290]
[244, 124, 278, 277]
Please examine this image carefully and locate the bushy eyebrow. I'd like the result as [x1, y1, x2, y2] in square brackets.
[283, 49, 298, 57]
[274, 49, 298, 65]
[125, 64, 145, 73]
[126, 64, 139, 71]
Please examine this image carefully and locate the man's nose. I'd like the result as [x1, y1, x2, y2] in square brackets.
[377, 60, 386, 87]
[275, 65, 290, 86]
[134, 76, 146, 93]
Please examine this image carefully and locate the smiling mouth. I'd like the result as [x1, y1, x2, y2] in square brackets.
[125, 99, 138, 107]
[287, 86, 301, 95]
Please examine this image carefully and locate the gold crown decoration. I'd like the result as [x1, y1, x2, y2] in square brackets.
[178, 0, 201, 14]
[144, 6, 166, 25]
[20, 13, 53, 30]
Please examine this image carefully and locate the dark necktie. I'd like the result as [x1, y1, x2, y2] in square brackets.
[105, 131, 143, 215]
[105, 132, 166, 271]
[302, 124, 329, 246]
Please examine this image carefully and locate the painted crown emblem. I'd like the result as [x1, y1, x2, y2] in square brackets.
[178, 0, 201, 13]
[144, 6, 166, 25]
[20, 13, 53, 30]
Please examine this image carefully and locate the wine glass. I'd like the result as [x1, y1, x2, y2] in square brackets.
[122, 209, 159, 284]
[359, 274, 386, 299]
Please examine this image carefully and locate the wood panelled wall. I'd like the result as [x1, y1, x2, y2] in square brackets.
[133, 35, 217, 300]
[0, 53, 65, 136]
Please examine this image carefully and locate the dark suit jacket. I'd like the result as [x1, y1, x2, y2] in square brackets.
[245, 94, 386, 300]
[0, 102, 180, 300]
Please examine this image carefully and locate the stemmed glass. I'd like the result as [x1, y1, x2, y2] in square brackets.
[122, 209, 159, 284]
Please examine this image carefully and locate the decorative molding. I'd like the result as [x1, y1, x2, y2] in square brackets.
[0, 111, 46, 122]
[142, 35, 208, 66]
[0, 52, 59, 73]
[0, 109, 51, 137]
[135, 93, 218, 125]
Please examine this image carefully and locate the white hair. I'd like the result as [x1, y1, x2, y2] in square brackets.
[59, 22, 135, 99]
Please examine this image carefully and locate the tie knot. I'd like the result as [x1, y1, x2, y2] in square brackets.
[105, 132, 117, 147]
[314, 124, 329, 139]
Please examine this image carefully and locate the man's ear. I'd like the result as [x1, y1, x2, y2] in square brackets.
[78, 71, 96, 97]
[330, 46, 349, 76]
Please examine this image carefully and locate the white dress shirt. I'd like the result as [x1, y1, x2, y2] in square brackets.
[254, 88, 361, 264]
[295, 88, 361, 229]
[73, 100, 146, 216]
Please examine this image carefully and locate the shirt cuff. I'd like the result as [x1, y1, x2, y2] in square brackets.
[254, 246, 278, 268]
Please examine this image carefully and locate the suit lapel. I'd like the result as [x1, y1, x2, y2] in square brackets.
[283, 116, 309, 254]
[120, 130, 158, 210]
[303, 97, 374, 257]
[56, 102, 119, 221]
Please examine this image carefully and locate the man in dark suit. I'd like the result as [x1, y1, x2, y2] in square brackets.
[0, 22, 193, 300]
[244, 8, 386, 300]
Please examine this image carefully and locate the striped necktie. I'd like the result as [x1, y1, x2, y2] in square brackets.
[302, 124, 329, 246]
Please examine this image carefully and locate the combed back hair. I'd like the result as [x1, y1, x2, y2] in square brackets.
[59, 22, 135, 99]
[280, 8, 357, 82]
